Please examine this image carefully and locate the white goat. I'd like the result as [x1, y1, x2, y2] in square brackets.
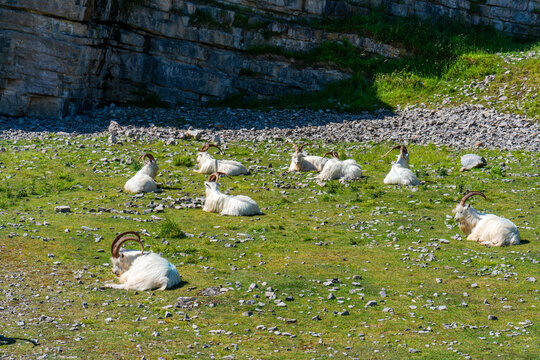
[196, 143, 249, 176]
[123, 153, 159, 193]
[288, 143, 330, 172]
[453, 191, 520, 246]
[105, 231, 182, 291]
[317, 152, 362, 181]
[203, 172, 262, 216]
[383, 145, 421, 186]
[137, 153, 159, 179]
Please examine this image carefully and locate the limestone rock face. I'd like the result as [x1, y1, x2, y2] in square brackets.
[0, 0, 538, 118]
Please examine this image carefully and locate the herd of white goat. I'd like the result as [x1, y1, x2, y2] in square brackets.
[110, 142, 521, 290]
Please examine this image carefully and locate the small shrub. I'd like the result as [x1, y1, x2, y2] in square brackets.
[437, 167, 449, 176]
[349, 193, 363, 203]
[173, 156, 194, 167]
[369, 190, 385, 199]
[490, 165, 504, 178]
[321, 194, 332, 202]
[326, 182, 345, 194]
[158, 218, 186, 239]
[276, 197, 291, 205]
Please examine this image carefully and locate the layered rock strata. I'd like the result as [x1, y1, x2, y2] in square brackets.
[0, 0, 538, 118]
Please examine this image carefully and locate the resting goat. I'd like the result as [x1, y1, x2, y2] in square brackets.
[203, 172, 262, 216]
[288, 143, 330, 172]
[124, 153, 159, 193]
[453, 191, 520, 246]
[105, 231, 182, 290]
[317, 152, 362, 181]
[196, 143, 249, 176]
[382, 145, 421, 186]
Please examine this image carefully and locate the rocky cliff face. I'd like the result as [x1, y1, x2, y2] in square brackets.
[0, 0, 538, 118]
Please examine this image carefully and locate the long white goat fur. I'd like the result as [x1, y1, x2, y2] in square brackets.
[453, 192, 520, 246]
[383, 145, 420, 186]
[288, 144, 329, 172]
[105, 232, 181, 291]
[317, 157, 362, 181]
[196, 143, 248, 176]
[124, 154, 159, 193]
[203, 174, 261, 216]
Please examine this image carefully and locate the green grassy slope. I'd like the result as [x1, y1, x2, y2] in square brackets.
[217, 12, 539, 119]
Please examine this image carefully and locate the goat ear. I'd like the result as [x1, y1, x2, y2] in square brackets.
[205, 182, 210, 189]
[121, 253, 124, 258]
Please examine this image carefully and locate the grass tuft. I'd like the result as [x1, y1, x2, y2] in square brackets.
[158, 218, 186, 239]
[173, 156, 195, 167]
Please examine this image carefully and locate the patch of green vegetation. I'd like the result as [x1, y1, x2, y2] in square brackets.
[130, 161, 142, 172]
[0, 138, 538, 359]
[173, 156, 195, 167]
[490, 165, 504, 178]
[260, 29, 280, 40]
[232, 14, 270, 30]
[218, 12, 538, 119]
[158, 218, 186, 239]
[437, 167, 449, 176]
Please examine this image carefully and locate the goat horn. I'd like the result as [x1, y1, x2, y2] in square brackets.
[200, 143, 224, 154]
[382, 145, 403, 158]
[323, 151, 339, 159]
[138, 153, 155, 164]
[298, 143, 310, 152]
[208, 171, 230, 182]
[400, 146, 408, 157]
[459, 191, 487, 207]
[111, 231, 144, 258]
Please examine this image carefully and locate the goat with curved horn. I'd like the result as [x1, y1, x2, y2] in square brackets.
[289, 144, 331, 172]
[323, 151, 339, 159]
[382, 144, 420, 186]
[199, 143, 224, 155]
[111, 231, 144, 258]
[105, 231, 182, 291]
[459, 191, 487, 206]
[203, 173, 262, 216]
[317, 152, 362, 182]
[138, 153, 156, 164]
[196, 144, 248, 176]
[124, 153, 159, 193]
[452, 191, 520, 246]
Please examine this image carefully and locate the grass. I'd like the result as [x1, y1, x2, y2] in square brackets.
[215, 12, 539, 119]
[172, 155, 195, 167]
[0, 137, 538, 359]
[158, 218, 186, 239]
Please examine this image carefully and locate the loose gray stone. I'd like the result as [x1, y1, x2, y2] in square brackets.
[460, 154, 487, 171]
[200, 287, 222, 296]
[365, 300, 377, 308]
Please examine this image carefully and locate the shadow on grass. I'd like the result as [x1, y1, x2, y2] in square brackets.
[169, 280, 189, 291]
[0, 335, 39, 347]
